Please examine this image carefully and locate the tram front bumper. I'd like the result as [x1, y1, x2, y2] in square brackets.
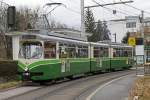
[23, 71, 30, 80]
[18, 71, 43, 81]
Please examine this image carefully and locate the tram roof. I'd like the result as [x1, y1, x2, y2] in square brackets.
[98, 41, 132, 48]
[111, 44, 132, 48]
[38, 34, 89, 45]
[90, 42, 109, 47]
[6, 32, 132, 48]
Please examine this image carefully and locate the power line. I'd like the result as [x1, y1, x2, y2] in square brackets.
[47, 0, 80, 15]
[91, 0, 136, 16]
[120, 0, 150, 15]
[97, 0, 139, 16]
[96, 0, 126, 19]
[85, 0, 133, 8]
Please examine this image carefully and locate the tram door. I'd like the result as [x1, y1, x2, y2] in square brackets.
[59, 43, 70, 73]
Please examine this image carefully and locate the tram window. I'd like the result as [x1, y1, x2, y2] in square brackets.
[59, 46, 67, 58]
[59, 44, 88, 58]
[124, 48, 132, 57]
[78, 48, 88, 58]
[44, 42, 56, 59]
[113, 48, 120, 57]
[77, 46, 88, 58]
[94, 47, 100, 58]
[114, 48, 132, 57]
[67, 47, 76, 58]
[19, 42, 43, 59]
[59, 44, 76, 58]
[100, 47, 109, 57]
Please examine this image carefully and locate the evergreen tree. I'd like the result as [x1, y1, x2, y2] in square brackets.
[88, 20, 110, 42]
[85, 9, 110, 42]
[89, 20, 103, 42]
[102, 21, 110, 40]
[122, 32, 130, 44]
[85, 8, 96, 41]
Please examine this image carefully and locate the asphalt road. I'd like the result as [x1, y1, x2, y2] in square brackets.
[90, 74, 136, 100]
[3, 70, 136, 100]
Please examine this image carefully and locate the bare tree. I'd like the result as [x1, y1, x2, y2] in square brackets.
[0, 1, 8, 59]
[15, 7, 40, 31]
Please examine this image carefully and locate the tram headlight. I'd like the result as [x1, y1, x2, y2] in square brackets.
[23, 67, 30, 76]
[24, 72, 30, 76]
[25, 67, 28, 72]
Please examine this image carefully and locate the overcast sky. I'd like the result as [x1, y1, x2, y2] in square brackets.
[3, 0, 150, 42]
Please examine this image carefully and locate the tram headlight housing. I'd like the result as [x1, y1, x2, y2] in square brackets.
[25, 67, 28, 72]
[23, 67, 30, 76]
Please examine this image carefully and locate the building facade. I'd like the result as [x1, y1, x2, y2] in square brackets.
[107, 16, 142, 42]
[107, 16, 150, 62]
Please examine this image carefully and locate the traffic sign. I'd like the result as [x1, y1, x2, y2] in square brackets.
[128, 37, 136, 46]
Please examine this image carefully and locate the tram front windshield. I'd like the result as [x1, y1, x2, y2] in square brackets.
[19, 42, 43, 59]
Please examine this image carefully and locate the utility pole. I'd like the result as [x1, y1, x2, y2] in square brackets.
[81, 0, 85, 35]
[141, 10, 144, 38]
[141, 10, 145, 64]
[83, 0, 133, 40]
[135, 10, 145, 75]
[113, 33, 117, 42]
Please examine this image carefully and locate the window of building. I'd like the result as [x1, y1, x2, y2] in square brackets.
[126, 22, 136, 28]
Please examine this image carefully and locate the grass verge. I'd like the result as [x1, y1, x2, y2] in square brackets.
[129, 76, 150, 100]
[0, 81, 22, 90]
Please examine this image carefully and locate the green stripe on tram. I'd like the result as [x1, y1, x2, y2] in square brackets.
[28, 59, 60, 69]
[18, 61, 26, 70]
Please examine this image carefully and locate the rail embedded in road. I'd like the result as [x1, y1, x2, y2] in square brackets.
[2, 70, 135, 100]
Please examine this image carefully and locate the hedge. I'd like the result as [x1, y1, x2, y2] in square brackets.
[0, 60, 18, 77]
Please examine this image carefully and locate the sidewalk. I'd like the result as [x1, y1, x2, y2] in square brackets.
[91, 74, 136, 100]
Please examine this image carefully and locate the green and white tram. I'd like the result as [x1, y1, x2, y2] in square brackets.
[9, 32, 134, 82]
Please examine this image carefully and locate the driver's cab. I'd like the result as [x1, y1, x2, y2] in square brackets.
[10, 33, 44, 61]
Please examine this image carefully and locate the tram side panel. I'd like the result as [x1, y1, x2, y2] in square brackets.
[29, 42, 91, 81]
[90, 45, 111, 72]
[110, 47, 134, 70]
[15, 33, 134, 81]
[110, 58, 129, 70]
[89, 45, 103, 72]
[69, 58, 90, 75]
[29, 60, 62, 81]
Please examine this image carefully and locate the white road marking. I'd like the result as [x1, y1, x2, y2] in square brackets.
[86, 75, 129, 100]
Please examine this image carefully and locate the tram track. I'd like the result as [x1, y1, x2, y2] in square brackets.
[6, 70, 135, 100]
